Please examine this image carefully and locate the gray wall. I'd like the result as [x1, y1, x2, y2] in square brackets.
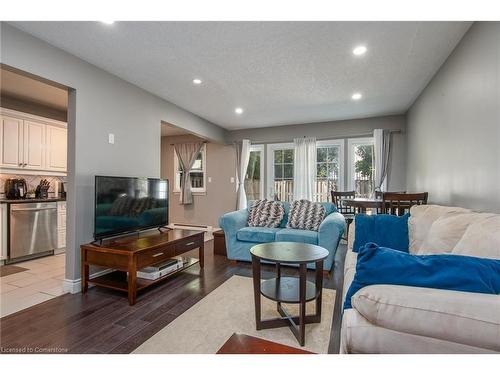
[161, 135, 237, 227]
[406, 22, 500, 213]
[227, 115, 407, 192]
[0, 23, 227, 281]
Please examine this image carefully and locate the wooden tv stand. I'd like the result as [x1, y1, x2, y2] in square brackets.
[80, 229, 204, 305]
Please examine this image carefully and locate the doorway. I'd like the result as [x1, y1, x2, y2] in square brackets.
[0, 64, 71, 317]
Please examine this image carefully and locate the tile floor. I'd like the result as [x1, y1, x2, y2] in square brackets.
[0, 253, 67, 318]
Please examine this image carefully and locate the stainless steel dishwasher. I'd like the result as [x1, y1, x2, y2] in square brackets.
[8, 202, 58, 262]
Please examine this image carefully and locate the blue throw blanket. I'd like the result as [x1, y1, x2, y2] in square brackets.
[353, 214, 409, 252]
[344, 243, 500, 309]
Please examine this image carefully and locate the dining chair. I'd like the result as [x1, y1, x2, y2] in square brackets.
[375, 190, 406, 213]
[331, 190, 356, 240]
[381, 192, 428, 216]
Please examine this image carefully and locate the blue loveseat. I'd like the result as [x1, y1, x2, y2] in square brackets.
[219, 201, 345, 271]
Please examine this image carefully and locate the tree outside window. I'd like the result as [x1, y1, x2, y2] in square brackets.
[354, 144, 374, 197]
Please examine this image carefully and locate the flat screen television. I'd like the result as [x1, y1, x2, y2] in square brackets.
[94, 176, 168, 240]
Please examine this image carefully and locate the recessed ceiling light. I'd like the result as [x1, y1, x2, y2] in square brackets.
[352, 93, 363, 100]
[235, 107, 244, 115]
[101, 21, 115, 25]
[192, 78, 202, 85]
[353, 45, 367, 56]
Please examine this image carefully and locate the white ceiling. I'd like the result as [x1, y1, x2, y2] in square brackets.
[1, 67, 68, 110]
[10, 21, 471, 130]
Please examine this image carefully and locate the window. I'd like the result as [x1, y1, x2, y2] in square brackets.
[174, 144, 206, 193]
[348, 138, 375, 198]
[315, 140, 344, 202]
[245, 145, 264, 201]
[266, 143, 294, 202]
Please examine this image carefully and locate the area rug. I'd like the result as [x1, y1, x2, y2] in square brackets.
[0, 265, 29, 277]
[133, 275, 335, 354]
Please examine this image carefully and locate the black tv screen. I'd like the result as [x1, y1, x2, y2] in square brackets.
[94, 176, 168, 239]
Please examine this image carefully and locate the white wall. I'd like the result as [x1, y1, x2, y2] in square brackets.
[161, 135, 238, 227]
[1, 23, 227, 281]
[406, 22, 500, 212]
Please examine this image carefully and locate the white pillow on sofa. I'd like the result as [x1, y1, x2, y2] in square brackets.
[417, 212, 484, 254]
[409, 205, 470, 254]
[452, 215, 500, 259]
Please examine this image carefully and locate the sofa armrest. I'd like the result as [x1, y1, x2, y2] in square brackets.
[219, 209, 249, 237]
[319, 211, 345, 241]
[318, 211, 345, 258]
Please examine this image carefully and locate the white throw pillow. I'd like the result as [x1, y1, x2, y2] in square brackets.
[409, 205, 470, 254]
[418, 212, 481, 255]
[453, 215, 500, 259]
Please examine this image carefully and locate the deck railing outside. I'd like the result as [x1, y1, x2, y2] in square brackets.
[245, 178, 374, 202]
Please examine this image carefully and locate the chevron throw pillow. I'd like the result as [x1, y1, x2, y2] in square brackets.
[287, 199, 326, 231]
[247, 199, 285, 228]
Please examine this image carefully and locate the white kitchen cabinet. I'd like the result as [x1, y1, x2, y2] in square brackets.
[0, 115, 23, 169]
[0, 108, 67, 175]
[57, 201, 66, 249]
[23, 120, 46, 170]
[46, 125, 67, 172]
[0, 204, 7, 261]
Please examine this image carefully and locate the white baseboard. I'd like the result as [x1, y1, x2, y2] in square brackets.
[169, 223, 221, 232]
[63, 268, 113, 294]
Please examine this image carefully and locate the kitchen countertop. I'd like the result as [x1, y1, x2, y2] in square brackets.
[0, 197, 66, 204]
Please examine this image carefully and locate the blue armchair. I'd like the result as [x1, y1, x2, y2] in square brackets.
[219, 201, 345, 271]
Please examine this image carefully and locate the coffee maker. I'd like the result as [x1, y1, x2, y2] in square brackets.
[5, 178, 28, 199]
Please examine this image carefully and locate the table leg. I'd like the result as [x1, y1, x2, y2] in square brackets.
[299, 263, 307, 346]
[315, 260, 324, 320]
[199, 240, 204, 269]
[276, 262, 281, 311]
[252, 254, 262, 330]
[128, 256, 137, 306]
[81, 249, 89, 294]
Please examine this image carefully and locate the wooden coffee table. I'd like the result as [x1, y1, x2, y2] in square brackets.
[250, 242, 329, 347]
[217, 333, 313, 354]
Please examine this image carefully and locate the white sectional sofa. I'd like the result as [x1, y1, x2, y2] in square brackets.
[340, 204, 500, 354]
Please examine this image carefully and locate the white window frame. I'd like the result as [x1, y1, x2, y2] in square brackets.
[173, 144, 207, 194]
[266, 142, 294, 199]
[347, 137, 374, 191]
[316, 139, 345, 193]
[245, 144, 265, 201]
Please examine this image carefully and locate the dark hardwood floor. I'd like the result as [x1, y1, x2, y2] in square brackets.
[0, 240, 346, 354]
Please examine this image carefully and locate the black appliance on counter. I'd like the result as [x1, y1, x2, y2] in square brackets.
[59, 181, 66, 198]
[35, 179, 50, 199]
[5, 178, 27, 199]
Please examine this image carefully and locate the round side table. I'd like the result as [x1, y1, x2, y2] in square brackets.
[250, 242, 329, 346]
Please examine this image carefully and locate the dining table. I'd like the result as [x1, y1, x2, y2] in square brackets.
[342, 197, 383, 213]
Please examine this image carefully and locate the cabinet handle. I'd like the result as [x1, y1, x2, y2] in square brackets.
[18, 163, 22, 166]
[23, 163, 27, 167]
[186, 241, 195, 246]
[152, 252, 164, 258]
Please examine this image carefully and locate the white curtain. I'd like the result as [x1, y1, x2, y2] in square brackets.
[293, 137, 317, 201]
[235, 139, 251, 209]
[374, 129, 392, 192]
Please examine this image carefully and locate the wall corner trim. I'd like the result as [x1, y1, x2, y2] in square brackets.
[62, 268, 113, 294]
